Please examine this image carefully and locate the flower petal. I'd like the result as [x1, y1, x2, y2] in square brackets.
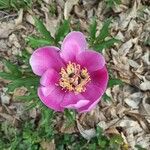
[76, 50, 105, 72]
[61, 92, 89, 109]
[40, 85, 55, 97]
[30, 46, 64, 76]
[40, 69, 60, 86]
[38, 86, 65, 111]
[90, 67, 109, 93]
[61, 31, 87, 62]
[77, 98, 101, 113]
[77, 83, 104, 113]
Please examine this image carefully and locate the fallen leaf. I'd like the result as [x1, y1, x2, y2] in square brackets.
[118, 1, 137, 29]
[77, 120, 96, 140]
[140, 78, 150, 91]
[142, 95, 150, 115]
[60, 122, 76, 133]
[124, 92, 143, 109]
[41, 139, 55, 150]
[1, 93, 11, 105]
[15, 9, 23, 25]
[64, 0, 79, 20]
[0, 9, 23, 39]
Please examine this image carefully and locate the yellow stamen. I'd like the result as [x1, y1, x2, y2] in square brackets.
[59, 61, 91, 93]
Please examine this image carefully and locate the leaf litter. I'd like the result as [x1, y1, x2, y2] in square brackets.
[0, 0, 150, 149]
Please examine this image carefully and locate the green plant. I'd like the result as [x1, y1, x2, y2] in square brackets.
[105, 0, 121, 8]
[0, 0, 32, 10]
[27, 18, 70, 48]
[88, 18, 120, 52]
[0, 17, 125, 150]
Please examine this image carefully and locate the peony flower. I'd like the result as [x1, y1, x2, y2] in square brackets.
[30, 31, 108, 113]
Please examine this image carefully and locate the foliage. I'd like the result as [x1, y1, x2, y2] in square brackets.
[54, 20, 70, 45]
[0, 122, 125, 150]
[0, 53, 39, 94]
[88, 18, 123, 101]
[0, 0, 32, 10]
[0, 118, 55, 150]
[64, 109, 76, 128]
[0, 17, 126, 149]
[105, 0, 121, 8]
[26, 17, 54, 48]
[27, 18, 70, 48]
[95, 126, 124, 150]
[55, 126, 125, 150]
[108, 78, 123, 87]
[88, 18, 120, 52]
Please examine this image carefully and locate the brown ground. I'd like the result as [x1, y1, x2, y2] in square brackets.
[0, 0, 150, 149]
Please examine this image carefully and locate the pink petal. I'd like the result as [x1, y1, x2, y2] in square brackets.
[61, 92, 90, 109]
[77, 98, 101, 113]
[30, 46, 64, 76]
[76, 50, 105, 72]
[77, 83, 104, 113]
[40, 85, 55, 97]
[90, 67, 109, 93]
[38, 86, 65, 111]
[40, 69, 60, 86]
[71, 100, 90, 109]
[61, 31, 87, 62]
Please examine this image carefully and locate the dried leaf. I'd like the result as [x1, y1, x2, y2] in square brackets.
[124, 92, 143, 109]
[0, 9, 23, 39]
[60, 123, 76, 134]
[41, 139, 55, 150]
[64, 0, 79, 20]
[142, 96, 150, 115]
[140, 79, 150, 91]
[77, 120, 96, 140]
[105, 127, 120, 135]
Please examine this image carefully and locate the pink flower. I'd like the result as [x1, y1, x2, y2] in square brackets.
[30, 32, 108, 113]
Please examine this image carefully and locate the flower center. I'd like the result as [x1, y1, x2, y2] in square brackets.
[59, 62, 91, 93]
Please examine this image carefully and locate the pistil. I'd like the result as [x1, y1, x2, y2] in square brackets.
[59, 62, 91, 93]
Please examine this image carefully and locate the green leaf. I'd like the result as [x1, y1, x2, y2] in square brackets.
[94, 38, 120, 52]
[0, 72, 18, 80]
[97, 19, 111, 42]
[105, 0, 121, 8]
[3, 60, 22, 76]
[55, 20, 70, 44]
[110, 135, 123, 145]
[108, 78, 123, 87]
[7, 77, 39, 92]
[0, 0, 10, 9]
[96, 126, 104, 138]
[115, 0, 121, 5]
[17, 49, 31, 65]
[34, 17, 54, 41]
[89, 17, 97, 42]
[109, 135, 123, 150]
[16, 94, 38, 101]
[103, 93, 111, 102]
[0, 0, 32, 10]
[64, 109, 76, 127]
[98, 139, 107, 148]
[26, 36, 52, 48]
[40, 109, 54, 126]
